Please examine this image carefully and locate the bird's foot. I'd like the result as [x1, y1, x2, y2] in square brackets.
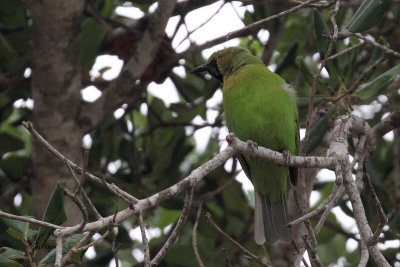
[282, 150, 292, 166]
[226, 133, 237, 145]
[246, 140, 258, 154]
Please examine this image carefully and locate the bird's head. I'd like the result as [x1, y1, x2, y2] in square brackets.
[191, 47, 260, 82]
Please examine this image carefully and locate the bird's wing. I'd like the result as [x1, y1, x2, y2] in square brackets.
[237, 154, 251, 181]
[289, 119, 299, 186]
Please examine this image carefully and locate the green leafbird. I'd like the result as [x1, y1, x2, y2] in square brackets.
[192, 47, 299, 244]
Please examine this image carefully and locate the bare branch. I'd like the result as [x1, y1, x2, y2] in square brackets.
[0, 210, 62, 229]
[23, 239, 36, 267]
[289, 182, 344, 227]
[205, 212, 271, 267]
[222, 248, 233, 267]
[151, 187, 194, 265]
[61, 186, 88, 234]
[138, 212, 150, 267]
[329, 115, 390, 267]
[362, 163, 388, 243]
[54, 233, 63, 267]
[79, 0, 177, 131]
[314, 184, 344, 234]
[358, 240, 369, 267]
[180, 0, 319, 57]
[65, 152, 103, 220]
[373, 110, 400, 138]
[302, 220, 325, 267]
[335, 54, 387, 102]
[227, 133, 336, 169]
[22, 121, 138, 204]
[192, 203, 205, 267]
[327, 42, 365, 61]
[71, 231, 109, 253]
[302, 0, 341, 152]
[62, 232, 94, 265]
[330, 33, 400, 59]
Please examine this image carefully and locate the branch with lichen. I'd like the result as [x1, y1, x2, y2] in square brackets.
[1, 113, 397, 266]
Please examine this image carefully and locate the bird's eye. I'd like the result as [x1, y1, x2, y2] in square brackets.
[210, 58, 218, 67]
[207, 58, 223, 82]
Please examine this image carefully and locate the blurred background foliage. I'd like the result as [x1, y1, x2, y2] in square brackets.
[0, 0, 399, 266]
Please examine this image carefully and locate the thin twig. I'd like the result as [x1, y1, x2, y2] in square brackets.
[71, 230, 112, 253]
[334, 54, 387, 102]
[205, 213, 270, 267]
[289, 182, 343, 227]
[302, 234, 324, 267]
[23, 239, 36, 267]
[372, 110, 400, 138]
[64, 162, 102, 220]
[327, 42, 365, 61]
[22, 121, 138, 204]
[180, 0, 319, 57]
[393, 129, 400, 202]
[151, 187, 194, 265]
[222, 248, 233, 267]
[138, 212, 150, 267]
[62, 232, 94, 266]
[362, 163, 388, 243]
[302, 0, 341, 153]
[176, 2, 226, 48]
[304, 221, 325, 267]
[350, 135, 367, 170]
[192, 203, 205, 267]
[75, 150, 89, 195]
[328, 32, 400, 59]
[0, 210, 62, 229]
[315, 184, 345, 234]
[62, 186, 88, 234]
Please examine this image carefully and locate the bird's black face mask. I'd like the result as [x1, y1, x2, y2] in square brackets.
[191, 58, 223, 82]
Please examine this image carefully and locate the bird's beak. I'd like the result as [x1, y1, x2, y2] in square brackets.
[191, 64, 208, 73]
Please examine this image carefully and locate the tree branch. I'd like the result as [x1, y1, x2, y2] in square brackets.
[79, 0, 177, 132]
[205, 213, 271, 267]
[151, 187, 194, 265]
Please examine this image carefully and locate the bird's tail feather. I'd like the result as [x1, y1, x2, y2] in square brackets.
[254, 192, 292, 244]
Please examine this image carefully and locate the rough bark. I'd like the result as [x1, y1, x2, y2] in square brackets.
[29, 0, 85, 225]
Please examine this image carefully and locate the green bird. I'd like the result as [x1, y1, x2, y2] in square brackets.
[192, 47, 299, 244]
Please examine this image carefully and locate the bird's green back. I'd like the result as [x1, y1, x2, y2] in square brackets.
[218, 49, 298, 202]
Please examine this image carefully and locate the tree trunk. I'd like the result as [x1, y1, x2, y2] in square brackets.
[29, 0, 85, 226]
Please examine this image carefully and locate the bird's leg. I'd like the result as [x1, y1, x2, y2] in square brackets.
[282, 150, 292, 166]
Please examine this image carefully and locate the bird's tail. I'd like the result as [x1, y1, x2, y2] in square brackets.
[254, 191, 292, 244]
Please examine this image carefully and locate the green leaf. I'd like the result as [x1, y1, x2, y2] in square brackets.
[341, 45, 358, 82]
[68, 18, 108, 67]
[0, 247, 25, 261]
[169, 102, 207, 123]
[305, 106, 335, 154]
[0, 132, 24, 155]
[1, 218, 29, 240]
[0, 156, 28, 179]
[275, 41, 298, 75]
[34, 181, 67, 249]
[316, 213, 338, 243]
[313, 9, 330, 59]
[158, 208, 181, 228]
[347, 0, 392, 32]
[0, 255, 22, 267]
[355, 63, 400, 102]
[39, 234, 86, 265]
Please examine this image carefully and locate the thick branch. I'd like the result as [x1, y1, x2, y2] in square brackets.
[79, 0, 177, 132]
